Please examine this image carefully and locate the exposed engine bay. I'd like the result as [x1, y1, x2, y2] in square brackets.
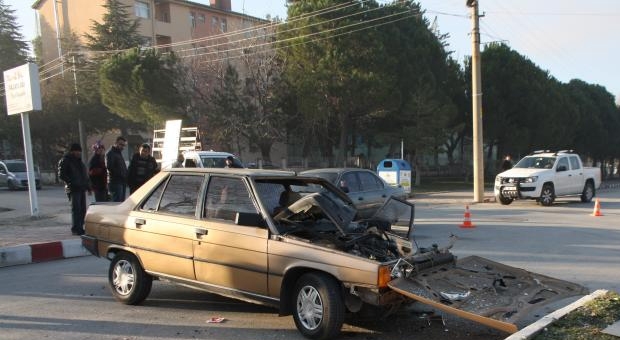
[273, 192, 417, 262]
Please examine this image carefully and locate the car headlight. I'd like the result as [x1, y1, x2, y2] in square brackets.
[523, 176, 538, 183]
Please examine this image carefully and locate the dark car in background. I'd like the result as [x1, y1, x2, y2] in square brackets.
[0, 159, 42, 190]
[299, 168, 407, 218]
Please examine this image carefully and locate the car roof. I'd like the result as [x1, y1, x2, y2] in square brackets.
[183, 151, 235, 157]
[162, 167, 296, 177]
[300, 168, 373, 174]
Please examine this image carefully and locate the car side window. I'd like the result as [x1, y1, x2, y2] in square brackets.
[140, 177, 167, 211]
[341, 172, 360, 193]
[557, 157, 569, 171]
[569, 156, 581, 170]
[157, 175, 204, 216]
[203, 176, 258, 222]
[358, 172, 383, 191]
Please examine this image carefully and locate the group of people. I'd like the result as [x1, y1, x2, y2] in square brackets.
[58, 136, 159, 236]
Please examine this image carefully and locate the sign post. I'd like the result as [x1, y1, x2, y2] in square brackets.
[3, 63, 43, 217]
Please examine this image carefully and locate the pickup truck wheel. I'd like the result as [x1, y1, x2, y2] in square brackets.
[497, 194, 513, 205]
[580, 181, 594, 203]
[293, 273, 344, 340]
[539, 184, 555, 206]
[108, 252, 152, 305]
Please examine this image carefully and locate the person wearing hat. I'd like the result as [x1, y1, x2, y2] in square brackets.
[127, 143, 159, 194]
[58, 143, 91, 236]
[88, 141, 108, 202]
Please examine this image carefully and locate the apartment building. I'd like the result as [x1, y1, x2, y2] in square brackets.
[32, 0, 268, 63]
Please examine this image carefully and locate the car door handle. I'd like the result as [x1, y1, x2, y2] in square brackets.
[195, 228, 208, 238]
[358, 197, 364, 201]
[381, 194, 387, 198]
[135, 218, 146, 227]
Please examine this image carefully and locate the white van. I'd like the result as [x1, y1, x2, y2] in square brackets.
[181, 151, 244, 168]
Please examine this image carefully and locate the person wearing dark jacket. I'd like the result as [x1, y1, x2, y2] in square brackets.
[88, 141, 108, 202]
[127, 143, 159, 194]
[106, 136, 128, 202]
[58, 143, 91, 236]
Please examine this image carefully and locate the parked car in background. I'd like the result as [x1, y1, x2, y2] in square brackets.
[81, 168, 586, 340]
[180, 151, 244, 168]
[494, 150, 601, 206]
[299, 168, 407, 218]
[0, 159, 42, 190]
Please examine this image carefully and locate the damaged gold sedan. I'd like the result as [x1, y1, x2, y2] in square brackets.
[81, 168, 587, 340]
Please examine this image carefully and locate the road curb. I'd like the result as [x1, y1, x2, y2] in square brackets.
[0, 239, 90, 267]
[503, 289, 609, 340]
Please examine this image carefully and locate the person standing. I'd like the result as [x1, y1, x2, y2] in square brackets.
[500, 154, 513, 172]
[58, 143, 91, 236]
[88, 141, 108, 202]
[106, 136, 128, 202]
[127, 143, 159, 194]
[224, 155, 243, 168]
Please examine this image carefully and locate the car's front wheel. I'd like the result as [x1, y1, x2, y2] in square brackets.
[539, 184, 555, 206]
[497, 194, 513, 205]
[580, 181, 594, 203]
[293, 273, 344, 340]
[108, 251, 152, 305]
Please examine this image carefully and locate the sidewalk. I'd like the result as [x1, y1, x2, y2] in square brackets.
[0, 186, 89, 266]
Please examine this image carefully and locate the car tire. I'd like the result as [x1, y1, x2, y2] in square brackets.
[292, 272, 345, 340]
[539, 184, 555, 206]
[580, 181, 594, 203]
[108, 251, 152, 305]
[497, 194, 513, 205]
[7, 180, 16, 191]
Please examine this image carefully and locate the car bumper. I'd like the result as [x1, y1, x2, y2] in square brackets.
[10, 179, 41, 189]
[494, 183, 541, 199]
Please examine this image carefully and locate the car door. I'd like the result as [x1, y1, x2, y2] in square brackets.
[356, 170, 389, 218]
[193, 175, 269, 296]
[0, 163, 7, 187]
[129, 174, 205, 280]
[568, 156, 585, 194]
[554, 157, 571, 195]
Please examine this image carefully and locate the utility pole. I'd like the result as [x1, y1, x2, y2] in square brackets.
[467, 0, 484, 202]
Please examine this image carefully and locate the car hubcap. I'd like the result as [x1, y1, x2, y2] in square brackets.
[541, 189, 552, 204]
[296, 285, 323, 330]
[113, 259, 135, 296]
[585, 186, 593, 200]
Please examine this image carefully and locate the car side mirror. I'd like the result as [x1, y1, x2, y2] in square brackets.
[557, 165, 567, 172]
[235, 212, 266, 227]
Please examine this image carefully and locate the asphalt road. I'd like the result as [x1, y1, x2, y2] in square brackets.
[0, 185, 618, 339]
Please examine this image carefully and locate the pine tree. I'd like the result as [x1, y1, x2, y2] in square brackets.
[84, 0, 143, 50]
[0, 0, 29, 70]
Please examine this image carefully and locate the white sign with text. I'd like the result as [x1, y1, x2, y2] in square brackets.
[3, 63, 42, 115]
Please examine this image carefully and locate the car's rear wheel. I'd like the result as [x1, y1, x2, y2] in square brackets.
[293, 273, 344, 340]
[539, 184, 555, 206]
[108, 251, 152, 305]
[497, 194, 513, 205]
[580, 181, 594, 203]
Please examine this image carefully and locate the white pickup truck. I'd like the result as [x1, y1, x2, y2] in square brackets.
[494, 150, 601, 206]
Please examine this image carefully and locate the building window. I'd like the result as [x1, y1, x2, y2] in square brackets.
[198, 14, 205, 25]
[220, 18, 227, 32]
[135, 1, 150, 19]
[211, 16, 219, 31]
[190, 12, 196, 27]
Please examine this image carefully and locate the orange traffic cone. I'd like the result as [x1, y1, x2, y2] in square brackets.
[460, 205, 476, 228]
[591, 198, 603, 217]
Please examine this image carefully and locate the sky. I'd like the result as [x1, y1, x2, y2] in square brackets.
[8, 0, 620, 103]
